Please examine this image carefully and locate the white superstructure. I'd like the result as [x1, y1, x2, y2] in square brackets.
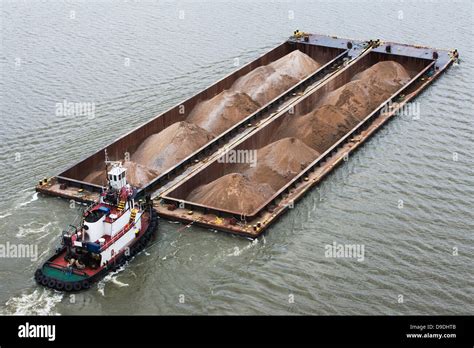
[78, 162, 145, 266]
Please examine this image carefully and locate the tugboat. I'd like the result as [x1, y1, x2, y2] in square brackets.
[34, 161, 158, 292]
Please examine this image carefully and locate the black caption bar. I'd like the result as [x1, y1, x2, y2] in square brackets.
[0, 315, 472, 346]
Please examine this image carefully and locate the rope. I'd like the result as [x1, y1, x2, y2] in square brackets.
[176, 219, 197, 232]
[144, 218, 197, 252]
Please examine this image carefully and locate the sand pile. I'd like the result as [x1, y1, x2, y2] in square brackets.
[271, 49, 322, 80]
[318, 61, 411, 121]
[131, 121, 214, 173]
[83, 170, 108, 187]
[274, 61, 411, 152]
[122, 161, 160, 188]
[187, 91, 260, 136]
[82, 161, 159, 188]
[352, 60, 411, 109]
[317, 81, 373, 121]
[187, 50, 320, 135]
[231, 66, 299, 106]
[232, 50, 320, 105]
[186, 173, 274, 215]
[352, 60, 411, 91]
[243, 137, 319, 190]
[274, 105, 360, 153]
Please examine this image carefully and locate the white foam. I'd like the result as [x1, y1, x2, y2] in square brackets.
[111, 278, 129, 287]
[16, 221, 53, 238]
[96, 264, 128, 296]
[3, 289, 63, 315]
[227, 238, 259, 257]
[17, 192, 39, 208]
[0, 212, 12, 220]
[97, 282, 106, 297]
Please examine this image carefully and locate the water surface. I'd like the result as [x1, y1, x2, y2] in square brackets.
[0, 0, 473, 315]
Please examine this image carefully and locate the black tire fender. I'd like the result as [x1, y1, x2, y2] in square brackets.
[55, 281, 65, 291]
[47, 279, 56, 288]
[35, 273, 44, 283]
[81, 280, 91, 289]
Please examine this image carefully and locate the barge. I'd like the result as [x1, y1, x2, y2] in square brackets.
[36, 33, 458, 238]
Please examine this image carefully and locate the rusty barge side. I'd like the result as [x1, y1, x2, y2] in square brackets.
[37, 34, 362, 203]
[157, 41, 457, 238]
